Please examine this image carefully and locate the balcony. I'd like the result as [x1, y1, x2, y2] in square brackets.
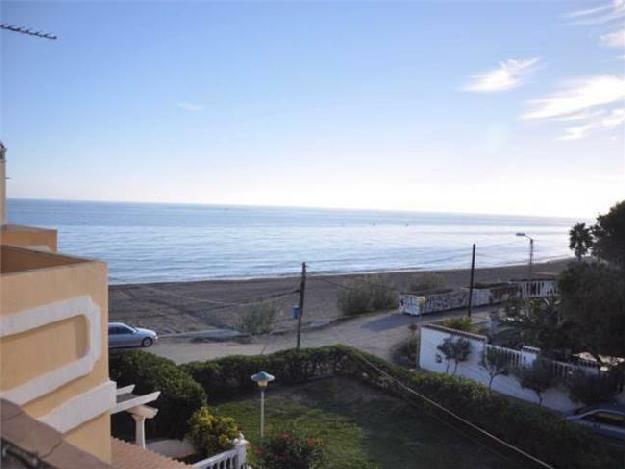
[0, 245, 113, 461]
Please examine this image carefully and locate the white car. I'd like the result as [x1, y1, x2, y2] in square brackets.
[108, 322, 158, 349]
[565, 404, 625, 440]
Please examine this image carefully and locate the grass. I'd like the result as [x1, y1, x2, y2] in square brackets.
[213, 377, 532, 469]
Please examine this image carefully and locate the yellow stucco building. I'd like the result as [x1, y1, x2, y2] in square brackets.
[0, 144, 188, 468]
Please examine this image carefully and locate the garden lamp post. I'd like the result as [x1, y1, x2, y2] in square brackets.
[251, 371, 275, 440]
[516, 233, 535, 296]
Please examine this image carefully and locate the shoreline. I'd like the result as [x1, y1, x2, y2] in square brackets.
[109, 258, 573, 335]
[107, 255, 572, 288]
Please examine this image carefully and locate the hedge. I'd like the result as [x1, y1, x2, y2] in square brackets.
[109, 350, 206, 439]
[182, 346, 618, 469]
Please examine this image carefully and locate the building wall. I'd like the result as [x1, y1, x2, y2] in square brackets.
[1, 224, 58, 252]
[0, 247, 113, 463]
[65, 412, 111, 460]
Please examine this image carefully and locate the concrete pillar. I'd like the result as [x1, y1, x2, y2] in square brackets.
[131, 414, 146, 448]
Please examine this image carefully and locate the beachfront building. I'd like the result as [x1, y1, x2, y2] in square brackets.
[0, 145, 189, 468]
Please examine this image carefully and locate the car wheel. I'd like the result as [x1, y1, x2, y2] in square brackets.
[142, 337, 153, 347]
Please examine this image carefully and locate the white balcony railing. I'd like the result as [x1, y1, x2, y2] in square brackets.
[192, 437, 248, 469]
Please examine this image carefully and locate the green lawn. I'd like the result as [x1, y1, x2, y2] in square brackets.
[213, 377, 531, 469]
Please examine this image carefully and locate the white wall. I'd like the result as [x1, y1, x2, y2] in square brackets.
[419, 326, 582, 413]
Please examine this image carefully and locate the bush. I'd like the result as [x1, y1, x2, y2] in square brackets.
[188, 406, 239, 458]
[440, 317, 474, 332]
[566, 370, 618, 406]
[254, 427, 326, 469]
[109, 350, 206, 439]
[337, 276, 398, 316]
[182, 347, 350, 400]
[407, 273, 447, 295]
[238, 300, 279, 335]
[395, 336, 419, 365]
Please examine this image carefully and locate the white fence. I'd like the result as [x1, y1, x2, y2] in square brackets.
[517, 279, 558, 299]
[192, 437, 248, 469]
[418, 324, 617, 412]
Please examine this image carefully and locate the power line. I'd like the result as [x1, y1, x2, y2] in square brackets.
[354, 352, 554, 469]
[133, 284, 299, 309]
[0, 24, 57, 40]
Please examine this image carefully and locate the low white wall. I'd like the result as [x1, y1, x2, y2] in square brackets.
[419, 325, 581, 413]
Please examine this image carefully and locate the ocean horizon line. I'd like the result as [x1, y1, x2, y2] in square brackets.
[7, 196, 581, 224]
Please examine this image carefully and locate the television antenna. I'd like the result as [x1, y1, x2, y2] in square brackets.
[0, 23, 57, 40]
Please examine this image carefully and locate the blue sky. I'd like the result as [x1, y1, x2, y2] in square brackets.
[2, 0, 624, 217]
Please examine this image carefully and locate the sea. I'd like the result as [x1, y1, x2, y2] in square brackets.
[7, 198, 577, 285]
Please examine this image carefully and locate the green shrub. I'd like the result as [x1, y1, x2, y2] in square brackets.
[109, 350, 206, 439]
[238, 300, 279, 335]
[407, 273, 448, 294]
[182, 347, 349, 400]
[254, 427, 326, 469]
[188, 406, 239, 458]
[440, 317, 474, 332]
[337, 276, 398, 316]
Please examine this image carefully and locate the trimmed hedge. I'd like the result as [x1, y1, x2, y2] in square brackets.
[183, 346, 618, 469]
[109, 350, 206, 439]
[181, 347, 349, 400]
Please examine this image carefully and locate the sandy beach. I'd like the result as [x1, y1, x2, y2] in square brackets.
[109, 259, 571, 335]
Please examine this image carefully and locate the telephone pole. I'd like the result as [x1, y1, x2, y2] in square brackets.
[467, 244, 476, 318]
[296, 262, 306, 351]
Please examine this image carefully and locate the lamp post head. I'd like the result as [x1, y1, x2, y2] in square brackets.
[251, 371, 275, 389]
[516, 232, 526, 237]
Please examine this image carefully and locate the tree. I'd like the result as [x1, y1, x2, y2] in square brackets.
[569, 222, 593, 261]
[437, 337, 471, 375]
[591, 200, 625, 268]
[558, 262, 625, 363]
[518, 359, 557, 406]
[479, 347, 510, 390]
[504, 298, 573, 360]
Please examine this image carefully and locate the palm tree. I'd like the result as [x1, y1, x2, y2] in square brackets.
[569, 222, 593, 261]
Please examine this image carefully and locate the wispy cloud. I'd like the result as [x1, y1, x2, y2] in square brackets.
[601, 29, 625, 48]
[559, 108, 625, 140]
[522, 75, 625, 120]
[567, 0, 625, 25]
[522, 75, 625, 140]
[176, 102, 204, 112]
[464, 58, 540, 93]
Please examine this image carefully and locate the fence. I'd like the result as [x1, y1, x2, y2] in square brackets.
[192, 437, 248, 469]
[418, 324, 613, 412]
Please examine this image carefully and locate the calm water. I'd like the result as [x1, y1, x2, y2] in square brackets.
[8, 198, 576, 284]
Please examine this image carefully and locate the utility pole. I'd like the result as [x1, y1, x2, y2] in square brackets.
[296, 262, 306, 351]
[467, 244, 476, 318]
[528, 238, 534, 282]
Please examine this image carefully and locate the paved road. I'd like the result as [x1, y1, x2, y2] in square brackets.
[150, 306, 493, 364]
